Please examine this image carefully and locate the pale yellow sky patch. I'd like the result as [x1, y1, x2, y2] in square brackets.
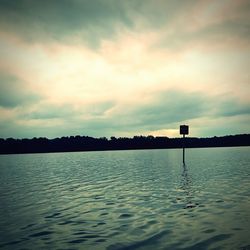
[1, 28, 248, 108]
[16, 117, 64, 128]
[147, 128, 180, 138]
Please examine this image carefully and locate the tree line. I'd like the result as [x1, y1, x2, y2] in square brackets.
[0, 134, 249, 154]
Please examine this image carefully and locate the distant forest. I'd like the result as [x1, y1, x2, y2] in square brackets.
[0, 134, 249, 154]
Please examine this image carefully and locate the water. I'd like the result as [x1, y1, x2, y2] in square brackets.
[0, 147, 249, 250]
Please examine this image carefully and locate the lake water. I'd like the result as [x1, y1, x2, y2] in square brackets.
[0, 147, 249, 250]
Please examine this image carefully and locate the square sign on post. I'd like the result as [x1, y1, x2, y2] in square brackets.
[180, 125, 189, 135]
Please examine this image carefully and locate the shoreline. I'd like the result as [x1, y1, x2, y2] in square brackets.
[0, 133, 249, 155]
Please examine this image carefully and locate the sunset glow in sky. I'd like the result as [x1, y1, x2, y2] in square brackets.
[0, 0, 249, 138]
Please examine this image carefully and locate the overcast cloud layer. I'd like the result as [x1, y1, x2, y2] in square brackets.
[0, 0, 249, 138]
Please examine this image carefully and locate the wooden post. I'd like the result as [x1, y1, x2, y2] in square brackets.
[183, 134, 185, 165]
[180, 125, 189, 165]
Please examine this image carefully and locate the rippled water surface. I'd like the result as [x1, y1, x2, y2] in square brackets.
[0, 147, 250, 250]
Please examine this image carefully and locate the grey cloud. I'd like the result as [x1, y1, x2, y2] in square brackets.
[78, 91, 250, 136]
[71, 91, 210, 135]
[0, 0, 204, 48]
[155, 19, 250, 51]
[0, 0, 133, 46]
[130, 91, 209, 129]
[88, 101, 115, 116]
[24, 100, 115, 120]
[197, 115, 250, 137]
[148, 1, 250, 51]
[26, 104, 77, 120]
[0, 73, 41, 108]
[216, 99, 250, 118]
[124, 0, 196, 29]
[0, 119, 29, 138]
[1, 0, 249, 49]
[130, 91, 250, 131]
[1, 88, 249, 138]
[188, 20, 250, 45]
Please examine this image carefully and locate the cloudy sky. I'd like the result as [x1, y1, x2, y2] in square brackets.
[0, 0, 249, 139]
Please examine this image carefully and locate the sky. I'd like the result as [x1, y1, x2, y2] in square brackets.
[0, 0, 249, 139]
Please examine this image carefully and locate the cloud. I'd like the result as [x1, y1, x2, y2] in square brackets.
[68, 91, 227, 134]
[25, 104, 76, 120]
[87, 90, 250, 135]
[192, 114, 250, 137]
[129, 91, 209, 128]
[1, 81, 249, 138]
[22, 100, 115, 120]
[1, 0, 248, 49]
[65, 90, 250, 138]
[0, 0, 249, 139]
[0, 0, 133, 47]
[216, 99, 250, 118]
[0, 72, 41, 108]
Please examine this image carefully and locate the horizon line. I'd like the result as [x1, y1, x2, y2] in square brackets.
[1, 133, 250, 141]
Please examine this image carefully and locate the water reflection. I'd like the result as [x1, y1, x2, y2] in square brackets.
[180, 163, 198, 209]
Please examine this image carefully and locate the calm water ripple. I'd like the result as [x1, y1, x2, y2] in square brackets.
[0, 147, 250, 250]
